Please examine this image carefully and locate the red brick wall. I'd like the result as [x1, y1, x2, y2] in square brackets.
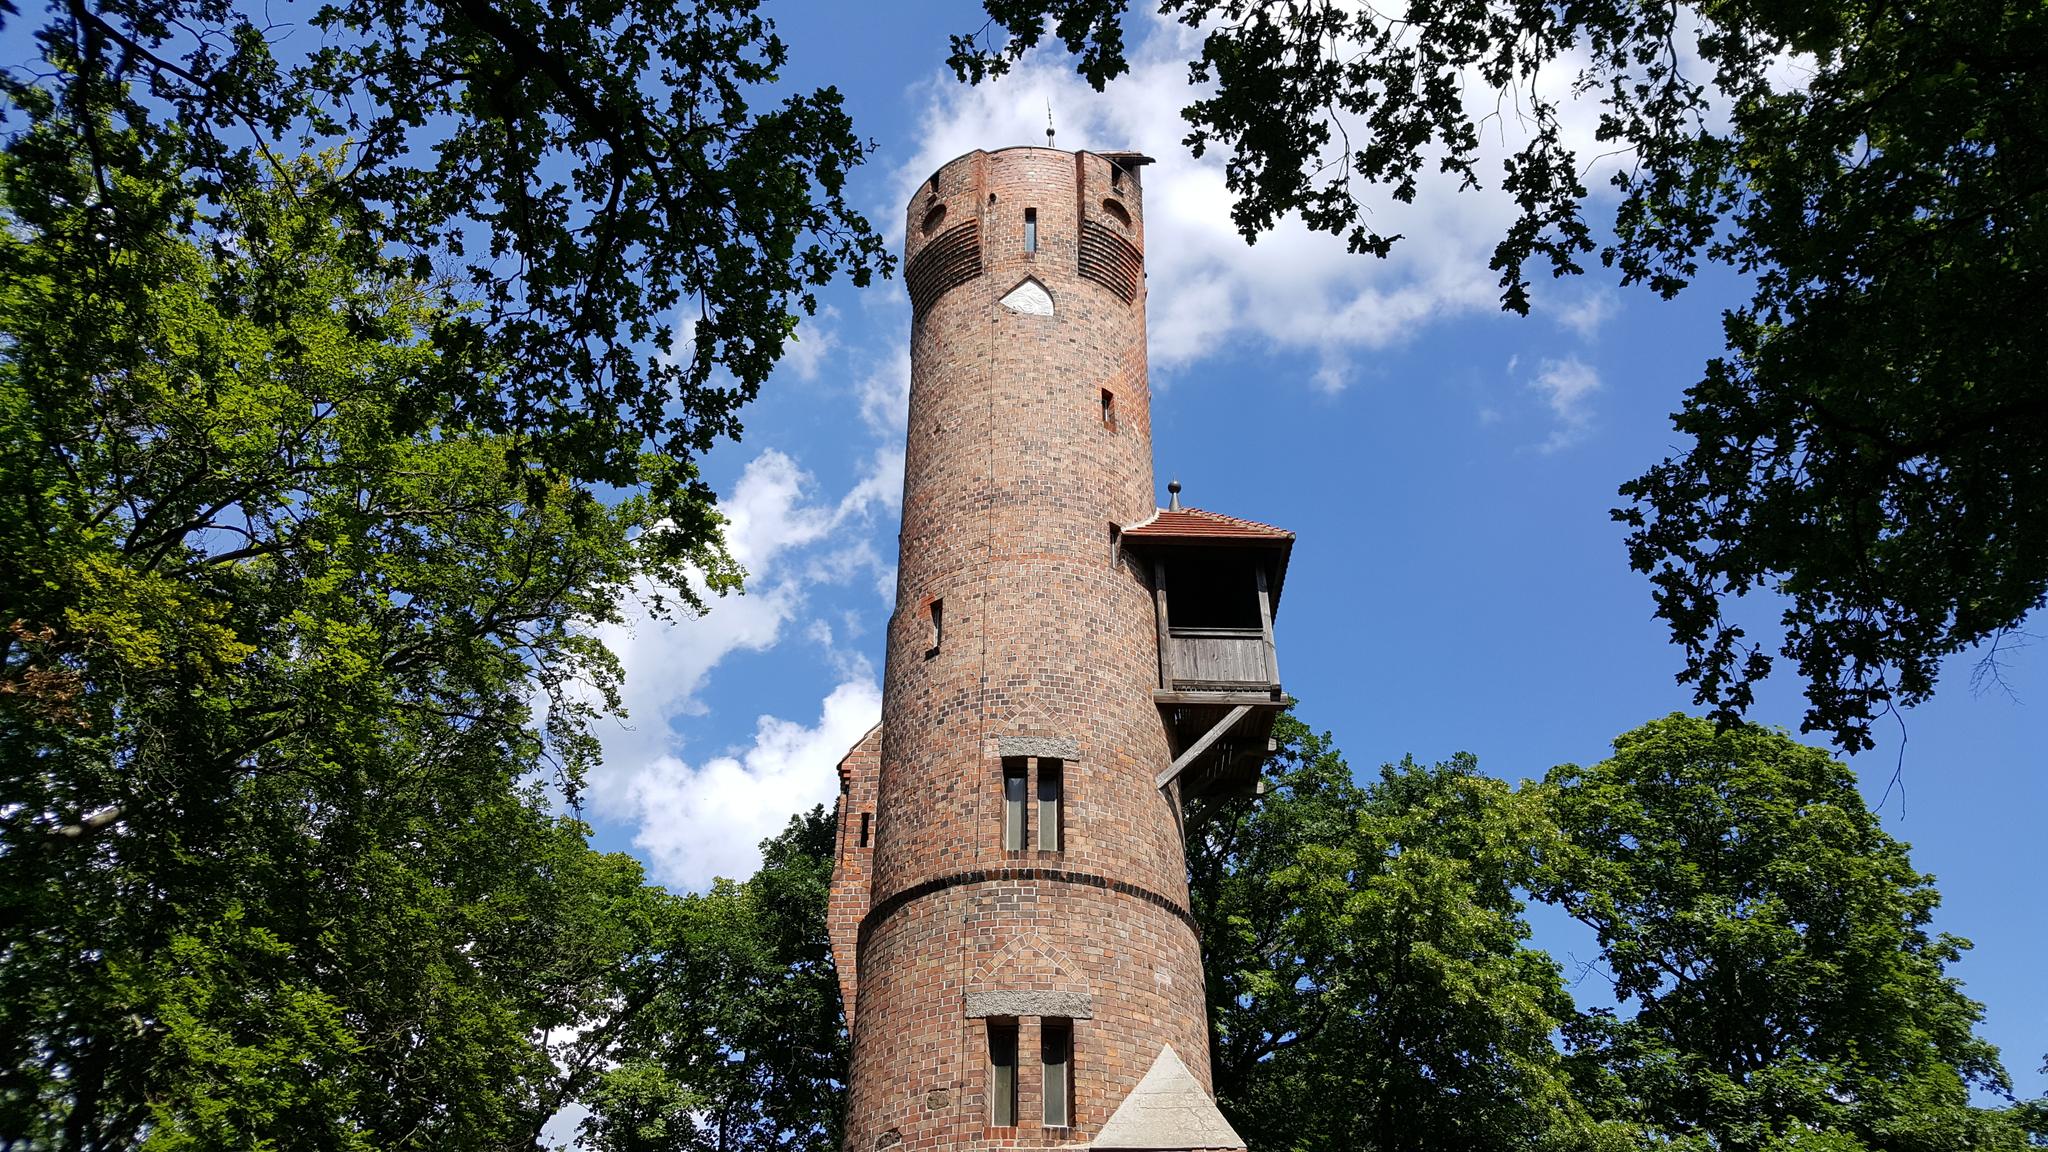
[839, 148, 1212, 1152]
[830, 723, 883, 1030]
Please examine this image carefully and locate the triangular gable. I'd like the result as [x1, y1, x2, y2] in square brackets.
[1091, 1045, 1246, 1150]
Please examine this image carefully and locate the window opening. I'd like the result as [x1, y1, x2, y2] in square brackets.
[1024, 208, 1038, 253]
[989, 1020, 1019, 1127]
[1037, 760, 1063, 852]
[1041, 1019, 1072, 1128]
[1165, 554, 1263, 630]
[927, 598, 943, 656]
[1002, 760, 1028, 851]
[1101, 388, 1117, 431]
[858, 812, 871, 848]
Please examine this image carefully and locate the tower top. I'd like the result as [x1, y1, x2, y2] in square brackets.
[903, 147, 1155, 323]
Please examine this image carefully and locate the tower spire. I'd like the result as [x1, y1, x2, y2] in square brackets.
[1046, 100, 1056, 147]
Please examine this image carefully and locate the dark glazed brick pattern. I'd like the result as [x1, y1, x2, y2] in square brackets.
[906, 220, 983, 320]
[1077, 221, 1142, 303]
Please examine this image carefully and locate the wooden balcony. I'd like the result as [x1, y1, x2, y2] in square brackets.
[1118, 499, 1296, 803]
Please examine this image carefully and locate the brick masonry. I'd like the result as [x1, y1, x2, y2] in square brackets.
[832, 723, 883, 1030]
[832, 147, 1225, 1151]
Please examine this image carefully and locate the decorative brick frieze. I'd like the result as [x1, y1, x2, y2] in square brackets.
[1077, 220, 1142, 303]
[906, 220, 983, 321]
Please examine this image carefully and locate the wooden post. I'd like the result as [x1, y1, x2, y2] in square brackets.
[1255, 563, 1280, 689]
[1153, 560, 1174, 688]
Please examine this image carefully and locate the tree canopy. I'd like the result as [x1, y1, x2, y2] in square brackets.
[576, 809, 846, 1152]
[13, 0, 888, 529]
[1187, 716, 1624, 1152]
[1185, 712, 2028, 1151]
[0, 0, 885, 1141]
[1539, 714, 2028, 1150]
[951, 0, 2047, 751]
[0, 144, 667, 1148]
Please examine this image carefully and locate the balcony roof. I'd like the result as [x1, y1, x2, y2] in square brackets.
[1121, 505, 1295, 616]
[1120, 505, 1294, 544]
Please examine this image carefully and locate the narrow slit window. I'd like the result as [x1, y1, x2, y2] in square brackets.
[927, 598, 943, 655]
[858, 812, 871, 848]
[1024, 208, 1038, 253]
[1002, 760, 1028, 851]
[1036, 759, 1062, 852]
[1041, 1019, 1072, 1128]
[989, 1020, 1018, 1127]
[1101, 388, 1117, 431]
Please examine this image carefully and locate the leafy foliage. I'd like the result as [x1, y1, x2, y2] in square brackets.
[1, 0, 884, 1143]
[1538, 714, 2026, 1150]
[577, 809, 847, 1152]
[0, 134, 698, 1147]
[1187, 716, 1625, 1152]
[951, 0, 2048, 750]
[12, 0, 889, 530]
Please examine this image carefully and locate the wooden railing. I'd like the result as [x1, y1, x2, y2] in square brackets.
[1167, 627, 1271, 687]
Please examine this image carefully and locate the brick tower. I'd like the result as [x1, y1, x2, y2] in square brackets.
[830, 147, 1293, 1151]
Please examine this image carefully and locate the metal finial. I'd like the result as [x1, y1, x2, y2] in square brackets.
[1046, 101, 1056, 147]
[1167, 479, 1182, 511]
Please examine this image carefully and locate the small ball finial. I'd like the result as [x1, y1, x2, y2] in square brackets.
[1167, 479, 1182, 511]
[1046, 101, 1056, 147]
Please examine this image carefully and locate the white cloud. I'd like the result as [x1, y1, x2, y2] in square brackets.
[857, 347, 911, 433]
[891, 16, 1624, 386]
[1556, 289, 1619, 340]
[781, 308, 841, 382]
[624, 676, 882, 889]
[842, 445, 905, 519]
[582, 448, 897, 836]
[1528, 357, 1602, 452]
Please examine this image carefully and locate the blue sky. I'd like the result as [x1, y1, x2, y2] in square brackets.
[560, 3, 2046, 1095]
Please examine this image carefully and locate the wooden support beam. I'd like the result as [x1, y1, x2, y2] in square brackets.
[1153, 561, 1173, 689]
[1157, 704, 1252, 790]
[1254, 563, 1280, 687]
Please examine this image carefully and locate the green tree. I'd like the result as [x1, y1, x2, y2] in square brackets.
[1537, 714, 2026, 1150]
[2, 0, 885, 1142]
[951, 0, 2047, 751]
[2017, 1064, 2048, 1145]
[0, 136, 713, 1147]
[11, 0, 887, 534]
[1188, 715, 1624, 1152]
[578, 809, 847, 1152]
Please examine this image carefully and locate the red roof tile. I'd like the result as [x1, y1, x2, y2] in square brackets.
[1121, 506, 1294, 542]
